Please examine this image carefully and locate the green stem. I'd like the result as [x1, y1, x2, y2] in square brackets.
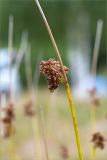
[10, 126, 16, 160]
[90, 146, 96, 160]
[66, 83, 83, 160]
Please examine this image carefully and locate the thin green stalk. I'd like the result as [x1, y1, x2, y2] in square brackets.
[8, 15, 16, 160]
[25, 44, 32, 94]
[91, 20, 103, 78]
[40, 106, 49, 160]
[90, 146, 96, 160]
[10, 126, 16, 160]
[15, 31, 28, 69]
[34, 0, 83, 159]
[91, 105, 96, 132]
[90, 20, 103, 128]
[66, 83, 83, 160]
[90, 20, 103, 160]
[25, 44, 38, 159]
[8, 15, 13, 100]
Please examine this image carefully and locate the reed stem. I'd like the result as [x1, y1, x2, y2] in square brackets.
[34, 0, 83, 159]
[66, 83, 83, 160]
[91, 106, 96, 132]
[35, 0, 67, 83]
[8, 15, 16, 160]
[25, 44, 32, 94]
[90, 20, 103, 130]
[15, 31, 28, 70]
[90, 146, 96, 160]
[8, 15, 13, 100]
[10, 126, 16, 160]
[40, 106, 49, 160]
[90, 19, 103, 160]
[91, 20, 103, 78]
[24, 43, 39, 159]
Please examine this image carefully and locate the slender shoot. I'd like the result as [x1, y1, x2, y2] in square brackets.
[39, 106, 49, 160]
[90, 20, 103, 160]
[90, 146, 96, 160]
[91, 20, 103, 79]
[8, 15, 14, 101]
[15, 31, 28, 69]
[25, 44, 32, 93]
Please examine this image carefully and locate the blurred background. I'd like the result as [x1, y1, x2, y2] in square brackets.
[0, 0, 107, 160]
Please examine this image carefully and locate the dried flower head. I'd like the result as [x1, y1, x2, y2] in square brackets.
[91, 132, 106, 149]
[2, 102, 14, 123]
[60, 144, 69, 159]
[24, 100, 35, 116]
[88, 87, 100, 106]
[40, 58, 68, 92]
[0, 102, 15, 138]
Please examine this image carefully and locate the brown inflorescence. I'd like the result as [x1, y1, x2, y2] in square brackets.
[91, 132, 106, 149]
[2, 102, 14, 123]
[1, 102, 15, 138]
[24, 100, 35, 116]
[88, 87, 100, 106]
[60, 144, 69, 159]
[40, 58, 68, 92]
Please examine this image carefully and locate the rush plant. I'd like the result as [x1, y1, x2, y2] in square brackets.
[34, 0, 83, 159]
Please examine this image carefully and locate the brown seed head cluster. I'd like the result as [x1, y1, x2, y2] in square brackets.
[91, 132, 106, 149]
[40, 58, 68, 92]
[24, 100, 35, 116]
[88, 87, 100, 106]
[2, 102, 14, 123]
[60, 145, 69, 159]
[1, 102, 15, 138]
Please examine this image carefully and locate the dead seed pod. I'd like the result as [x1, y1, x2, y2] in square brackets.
[60, 144, 69, 159]
[91, 132, 106, 149]
[88, 87, 100, 106]
[24, 100, 35, 116]
[40, 58, 68, 92]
